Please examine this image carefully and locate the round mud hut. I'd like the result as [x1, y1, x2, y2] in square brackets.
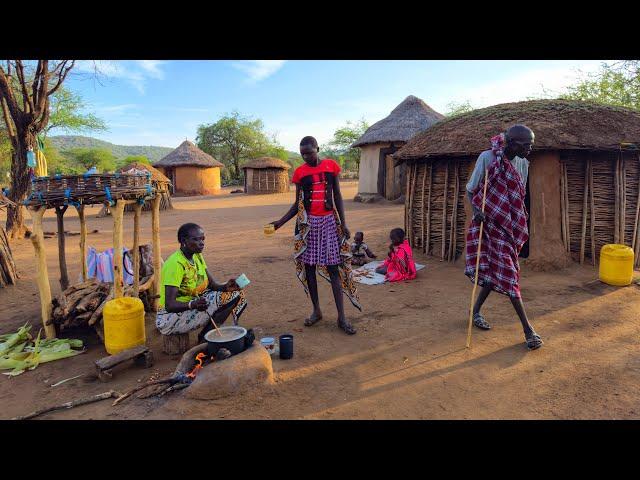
[241, 157, 291, 194]
[153, 140, 224, 196]
[394, 99, 640, 270]
[352, 95, 444, 202]
[118, 161, 173, 211]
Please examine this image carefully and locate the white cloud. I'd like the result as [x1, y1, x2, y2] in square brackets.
[76, 60, 166, 94]
[137, 60, 165, 79]
[95, 103, 139, 113]
[231, 60, 286, 83]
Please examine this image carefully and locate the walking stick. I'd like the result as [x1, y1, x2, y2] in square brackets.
[466, 168, 489, 349]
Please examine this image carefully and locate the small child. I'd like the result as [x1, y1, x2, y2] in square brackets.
[375, 228, 417, 282]
[350, 231, 377, 267]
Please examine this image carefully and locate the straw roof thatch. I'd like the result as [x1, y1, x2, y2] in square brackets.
[351, 95, 445, 148]
[153, 140, 224, 168]
[242, 157, 291, 170]
[395, 99, 640, 161]
[118, 162, 171, 184]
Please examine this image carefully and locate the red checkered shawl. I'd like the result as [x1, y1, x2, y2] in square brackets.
[464, 149, 529, 298]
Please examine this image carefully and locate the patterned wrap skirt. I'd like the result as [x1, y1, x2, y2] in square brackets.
[299, 214, 341, 266]
[156, 289, 247, 335]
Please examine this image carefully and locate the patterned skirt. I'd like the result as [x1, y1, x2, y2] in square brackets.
[299, 214, 341, 266]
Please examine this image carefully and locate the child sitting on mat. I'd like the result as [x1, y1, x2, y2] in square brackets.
[375, 228, 417, 282]
[350, 231, 377, 267]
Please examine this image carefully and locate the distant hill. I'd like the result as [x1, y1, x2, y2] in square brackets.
[48, 135, 174, 163]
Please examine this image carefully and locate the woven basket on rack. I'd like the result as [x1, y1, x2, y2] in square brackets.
[26, 173, 154, 207]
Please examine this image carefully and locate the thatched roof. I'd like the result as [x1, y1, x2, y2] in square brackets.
[118, 162, 171, 184]
[395, 99, 640, 161]
[153, 140, 224, 168]
[242, 157, 291, 170]
[351, 95, 445, 148]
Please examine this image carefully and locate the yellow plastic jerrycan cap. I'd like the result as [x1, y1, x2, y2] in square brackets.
[104, 296, 144, 314]
[600, 244, 634, 258]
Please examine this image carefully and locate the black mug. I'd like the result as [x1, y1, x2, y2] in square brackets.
[279, 334, 293, 360]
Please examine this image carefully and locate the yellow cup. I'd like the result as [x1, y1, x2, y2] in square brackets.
[264, 224, 275, 236]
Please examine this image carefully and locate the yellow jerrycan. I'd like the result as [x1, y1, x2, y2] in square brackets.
[103, 297, 146, 354]
[598, 244, 634, 287]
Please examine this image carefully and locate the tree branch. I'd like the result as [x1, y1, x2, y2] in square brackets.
[47, 60, 75, 97]
[31, 60, 44, 109]
[15, 60, 35, 114]
[0, 68, 21, 126]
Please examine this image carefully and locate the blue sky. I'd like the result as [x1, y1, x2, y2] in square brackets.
[62, 60, 606, 151]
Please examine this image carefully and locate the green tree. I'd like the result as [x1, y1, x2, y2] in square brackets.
[44, 86, 107, 139]
[322, 118, 370, 171]
[119, 155, 151, 166]
[557, 61, 640, 110]
[62, 147, 117, 173]
[445, 100, 475, 117]
[196, 111, 283, 180]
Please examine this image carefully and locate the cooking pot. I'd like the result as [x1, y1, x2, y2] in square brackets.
[205, 326, 247, 356]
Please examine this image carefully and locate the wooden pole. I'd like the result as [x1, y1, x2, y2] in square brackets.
[560, 162, 567, 251]
[441, 162, 449, 260]
[614, 156, 620, 245]
[404, 164, 411, 234]
[77, 204, 87, 282]
[466, 168, 488, 349]
[151, 196, 161, 312]
[55, 205, 69, 290]
[589, 157, 596, 265]
[421, 162, 426, 251]
[580, 160, 590, 264]
[450, 163, 460, 262]
[408, 163, 417, 247]
[112, 201, 125, 299]
[564, 162, 571, 253]
[132, 203, 142, 297]
[632, 154, 640, 254]
[29, 207, 56, 339]
[425, 163, 433, 255]
[621, 154, 626, 244]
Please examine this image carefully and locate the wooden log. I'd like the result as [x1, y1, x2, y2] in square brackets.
[162, 333, 190, 355]
[112, 201, 125, 299]
[12, 390, 121, 420]
[589, 157, 596, 265]
[0, 226, 17, 287]
[580, 160, 590, 264]
[77, 204, 87, 282]
[441, 162, 449, 260]
[55, 205, 70, 290]
[421, 161, 427, 250]
[28, 207, 56, 339]
[132, 203, 142, 297]
[151, 196, 161, 312]
[89, 285, 114, 326]
[95, 345, 150, 372]
[425, 163, 432, 255]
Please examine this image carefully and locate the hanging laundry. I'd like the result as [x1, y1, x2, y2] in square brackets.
[86, 247, 134, 285]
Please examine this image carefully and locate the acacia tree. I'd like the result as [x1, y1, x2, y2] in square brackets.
[0, 60, 76, 238]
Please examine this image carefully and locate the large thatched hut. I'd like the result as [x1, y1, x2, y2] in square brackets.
[153, 140, 224, 196]
[352, 95, 444, 202]
[241, 157, 291, 194]
[118, 162, 173, 211]
[394, 99, 640, 269]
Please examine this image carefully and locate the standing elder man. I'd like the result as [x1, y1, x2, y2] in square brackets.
[465, 125, 543, 350]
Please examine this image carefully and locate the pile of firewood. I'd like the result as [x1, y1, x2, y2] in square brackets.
[49, 276, 154, 338]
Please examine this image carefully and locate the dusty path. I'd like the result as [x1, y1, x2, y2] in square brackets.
[1, 181, 638, 419]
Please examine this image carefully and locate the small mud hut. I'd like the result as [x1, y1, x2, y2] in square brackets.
[118, 162, 173, 211]
[153, 141, 224, 196]
[241, 157, 291, 194]
[352, 95, 444, 202]
[395, 99, 640, 269]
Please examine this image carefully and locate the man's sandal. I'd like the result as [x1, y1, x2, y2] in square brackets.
[525, 332, 543, 350]
[473, 312, 491, 330]
[338, 320, 357, 335]
[304, 314, 322, 327]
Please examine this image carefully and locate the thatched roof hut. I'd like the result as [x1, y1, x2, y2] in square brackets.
[153, 141, 224, 196]
[394, 99, 640, 269]
[352, 95, 444, 202]
[118, 162, 173, 211]
[241, 157, 291, 194]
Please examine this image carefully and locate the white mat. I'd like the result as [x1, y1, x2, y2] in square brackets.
[352, 260, 425, 285]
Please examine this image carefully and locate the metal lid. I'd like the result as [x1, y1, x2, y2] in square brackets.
[204, 326, 247, 343]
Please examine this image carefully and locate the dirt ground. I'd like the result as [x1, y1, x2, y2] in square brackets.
[1, 181, 639, 420]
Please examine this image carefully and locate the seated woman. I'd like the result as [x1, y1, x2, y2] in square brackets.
[156, 223, 248, 343]
[375, 228, 417, 282]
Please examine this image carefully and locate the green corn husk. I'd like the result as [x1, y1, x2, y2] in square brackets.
[3, 342, 26, 356]
[0, 324, 32, 355]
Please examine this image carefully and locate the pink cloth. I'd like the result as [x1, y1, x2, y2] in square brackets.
[382, 240, 417, 282]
